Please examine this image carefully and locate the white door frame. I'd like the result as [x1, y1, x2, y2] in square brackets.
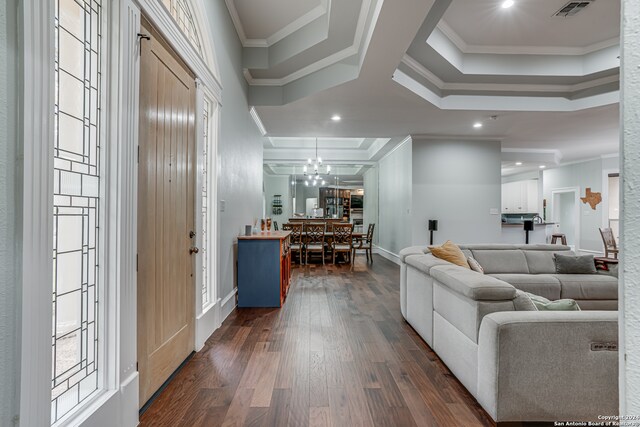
[551, 187, 581, 251]
[602, 168, 620, 229]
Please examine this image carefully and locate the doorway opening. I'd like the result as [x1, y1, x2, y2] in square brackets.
[551, 188, 581, 251]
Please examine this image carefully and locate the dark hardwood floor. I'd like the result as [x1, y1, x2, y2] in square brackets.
[140, 254, 495, 427]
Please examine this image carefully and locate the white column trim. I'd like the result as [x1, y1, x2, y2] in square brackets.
[108, 1, 141, 425]
[19, 0, 55, 425]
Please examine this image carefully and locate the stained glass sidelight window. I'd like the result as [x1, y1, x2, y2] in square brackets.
[52, 0, 103, 422]
[201, 99, 210, 306]
[162, 0, 204, 57]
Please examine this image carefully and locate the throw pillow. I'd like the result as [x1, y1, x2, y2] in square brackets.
[554, 253, 597, 274]
[513, 290, 537, 311]
[428, 241, 470, 269]
[467, 257, 484, 274]
[525, 292, 581, 311]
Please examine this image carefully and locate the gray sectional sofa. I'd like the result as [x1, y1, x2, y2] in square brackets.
[399, 244, 619, 422]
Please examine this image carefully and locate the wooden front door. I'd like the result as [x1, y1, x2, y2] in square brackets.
[137, 16, 197, 408]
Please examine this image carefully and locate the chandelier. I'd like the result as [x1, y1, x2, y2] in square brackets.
[304, 138, 331, 186]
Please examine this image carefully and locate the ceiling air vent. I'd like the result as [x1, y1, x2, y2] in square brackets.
[554, 0, 594, 17]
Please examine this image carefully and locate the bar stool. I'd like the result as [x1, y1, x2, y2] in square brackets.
[551, 233, 567, 245]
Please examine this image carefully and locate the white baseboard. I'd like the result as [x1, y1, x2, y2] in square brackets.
[196, 299, 221, 351]
[373, 246, 401, 265]
[220, 288, 237, 324]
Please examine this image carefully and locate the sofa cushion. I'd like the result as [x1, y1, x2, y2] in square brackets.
[405, 253, 451, 275]
[523, 250, 573, 274]
[431, 265, 516, 301]
[399, 245, 428, 262]
[429, 241, 470, 269]
[556, 274, 618, 300]
[470, 250, 530, 274]
[554, 254, 598, 274]
[573, 300, 618, 310]
[488, 274, 561, 301]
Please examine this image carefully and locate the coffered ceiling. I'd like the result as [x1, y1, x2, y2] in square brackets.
[225, 0, 621, 174]
[440, 0, 619, 52]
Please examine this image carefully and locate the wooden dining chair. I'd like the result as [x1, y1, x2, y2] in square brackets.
[331, 223, 353, 264]
[352, 223, 375, 263]
[305, 222, 327, 265]
[282, 223, 303, 264]
[599, 227, 619, 259]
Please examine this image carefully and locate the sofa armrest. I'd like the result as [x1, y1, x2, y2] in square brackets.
[430, 265, 516, 301]
[477, 311, 618, 422]
[399, 245, 429, 262]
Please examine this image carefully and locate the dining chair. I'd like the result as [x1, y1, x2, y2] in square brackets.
[599, 227, 619, 259]
[352, 223, 375, 263]
[331, 223, 353, 264]
[305, 222, 327, 265]
[282, 223, 304, 264]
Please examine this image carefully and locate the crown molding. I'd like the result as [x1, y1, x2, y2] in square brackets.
[502, 147, 563, 164]
[437, 20, 620, 56]
[242, 0, 372, 86]
[401, 54, 619, 94]
[224, 0, 329, 48]
[244, 45, 358, 86]
[393, 67, 619, 112]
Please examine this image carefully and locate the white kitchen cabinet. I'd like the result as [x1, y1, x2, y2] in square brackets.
[502, 180, 539, 213]
[526, 180, 539, 213]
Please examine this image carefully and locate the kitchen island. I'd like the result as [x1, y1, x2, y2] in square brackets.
[501, 222, 557, 245]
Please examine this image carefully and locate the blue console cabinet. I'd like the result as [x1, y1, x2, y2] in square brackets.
[237, 231, 291, 308]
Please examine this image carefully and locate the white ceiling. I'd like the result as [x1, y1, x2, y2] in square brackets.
[441, 0, 620, 51]
[225, 0, 621, 174]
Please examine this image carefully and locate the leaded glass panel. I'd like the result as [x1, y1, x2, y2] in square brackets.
[52, 0, 102, 422]
[161, 0, 204, 57]
[201, 99, 210, 306]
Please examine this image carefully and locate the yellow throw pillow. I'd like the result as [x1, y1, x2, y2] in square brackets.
[428, 241, 470, 269]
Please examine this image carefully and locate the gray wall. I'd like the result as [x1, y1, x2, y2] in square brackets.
[363, 166, 379, 244]
[542, 157, 619, 252]
[411, 139, 502, 245]
[378, 141, 412, 255]
[203, 2, 265, 304]
[263, 174, 292, 227]
[0, 0, 20, 423]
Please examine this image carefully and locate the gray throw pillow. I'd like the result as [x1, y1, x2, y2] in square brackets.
[554, 253, 597, 274]
[525, 292, 581, 311]
[513, 290, 538, 311]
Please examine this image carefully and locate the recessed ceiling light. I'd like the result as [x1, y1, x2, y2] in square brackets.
[331, 115, 341, 121]
[539, 165, 546, 169]
[501, 0, 514, 9]
[473, 122, 483, 129]
[515, 162, 523, 166]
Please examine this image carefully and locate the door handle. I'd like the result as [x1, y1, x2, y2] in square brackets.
[189, 247, 199, 254]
